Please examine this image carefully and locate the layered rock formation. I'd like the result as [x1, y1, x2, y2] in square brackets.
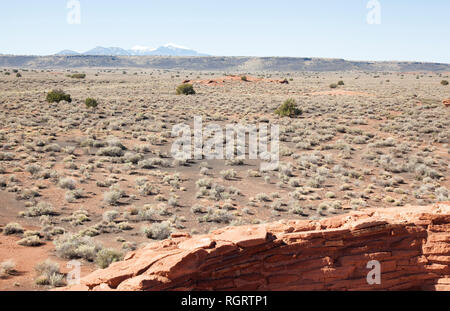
[60, 203, 449, 291]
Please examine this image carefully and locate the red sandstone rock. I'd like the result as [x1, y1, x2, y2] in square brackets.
[58, 202, 450, 291]
[443, 99, 450, 107]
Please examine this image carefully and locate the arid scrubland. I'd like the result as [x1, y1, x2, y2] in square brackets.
[0, 68, 449, 290]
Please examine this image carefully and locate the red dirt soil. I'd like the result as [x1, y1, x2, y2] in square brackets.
[186, 75, 288, 86]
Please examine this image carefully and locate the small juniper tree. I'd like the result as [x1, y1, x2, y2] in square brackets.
[85, 98, 98, 108]
[275, 98, 302, 118]
[46, 90, 72, 103]
[176, 83, 196, 95]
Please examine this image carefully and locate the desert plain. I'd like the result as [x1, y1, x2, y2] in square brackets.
[0, 68, 449, 290]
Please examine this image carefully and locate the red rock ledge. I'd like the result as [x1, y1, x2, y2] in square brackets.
[59, 203, 449, 291]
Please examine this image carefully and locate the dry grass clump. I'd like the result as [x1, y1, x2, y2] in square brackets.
[34, 260, 66, 287]
[22, 202, 58, 217]
[198, 207, 235, 224]
[54, 233, 103, 261]
[3, 222, 24, 235]
[17, 235, 43, 247]
[0, 260, 16, 278]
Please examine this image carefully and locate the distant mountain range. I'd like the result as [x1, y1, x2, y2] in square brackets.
[56, 44, 209, 57]
[1, 55, 449, 72]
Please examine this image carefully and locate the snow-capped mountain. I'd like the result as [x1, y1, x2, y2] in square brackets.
[56, 44, 208, 56]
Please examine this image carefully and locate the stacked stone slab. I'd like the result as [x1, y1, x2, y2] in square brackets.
[59, 202, 450, 291]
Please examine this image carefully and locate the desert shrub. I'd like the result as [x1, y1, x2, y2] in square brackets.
[136, 206, 158, 222]
[199, 208, 234, 224]
[62, 210, 90, 226]
[103, 189, 123, 206]
[46, 89, 72, 103]
[117, 222, 133, 231]
[24, 202, 57, 217]
[58, 177, 77, 190]
[255, 193, 271, 202]
[225, 158, 244, 166]
[196, 178, 213, 189]
[275, 99, 302, 117]
[16, 73, 22, 78]
[0, 260, 16, 278]
[143, 221, 172, 240]
[191, 205, 206, 214]
[102, 210, 120, 222]
[54, 233, 102, 261]
[137, 182, 160, 196]
[337, 80, 345, 86]
[3, 223, 24, 235]
[220, 169, 237, 180]
[26, 163, 42, 176]
[330, 83, 338, 89]
[124, 152, 143, 164]
[247, 169, 262, 178]
[17, 235, 42, 247]
[241, 75, 248, 81]
[441, 80, 449, 86]
[95, 248, 123, 269]
[34, 260, 66, 287]
[176, 83, 196, 95]
[85, 98, 98, 108]
[168, 197, 178, 207]
[96, 146, 124, 157]
[65, 189, 85, 203]
[69, 73, 86, 79]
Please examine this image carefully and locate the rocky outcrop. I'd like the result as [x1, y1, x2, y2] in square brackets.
[60, 203, 450, 291]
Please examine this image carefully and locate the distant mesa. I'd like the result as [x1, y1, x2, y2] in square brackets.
[55, 44, 209, 57]
[55, 50, 80, 56]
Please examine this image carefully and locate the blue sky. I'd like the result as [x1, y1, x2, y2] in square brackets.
[0, 0, 449, 62]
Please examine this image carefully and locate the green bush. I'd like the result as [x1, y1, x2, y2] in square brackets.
[85, 98, 98, 108]
[16, 73, 22, 78]
[441, 80, 449, 86]
[330, 83, 338, 89]
[241, 76, 248, 81]
[337, 80, 345, 86]
[46, 90, 72, 103]
[176, 83, 196, 95]
[275, 99, 302, 118]
[69, 73, 86, 79]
